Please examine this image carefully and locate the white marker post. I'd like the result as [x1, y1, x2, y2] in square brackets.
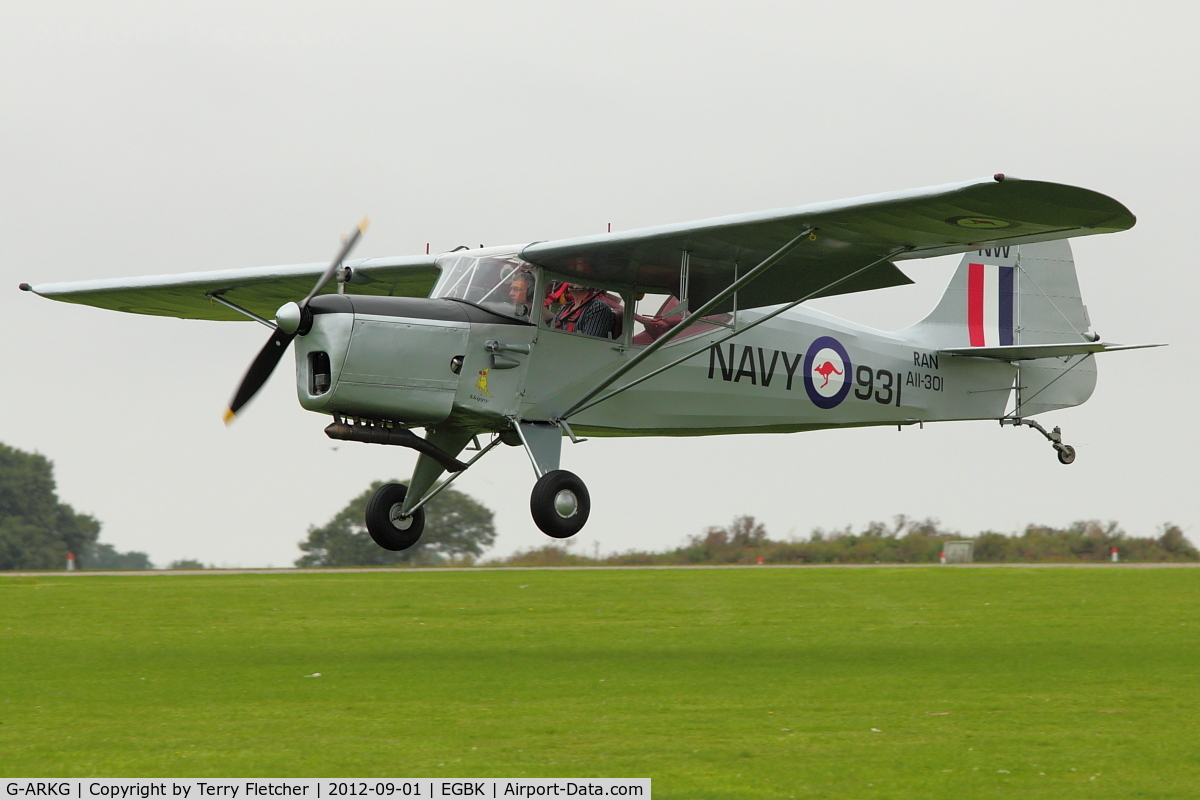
[1111, 546, 1119, 563]
[66, 552, 75, 571]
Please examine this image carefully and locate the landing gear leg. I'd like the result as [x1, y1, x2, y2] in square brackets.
[1000, 418, 1076, 465]
[509, 417, 591, 538]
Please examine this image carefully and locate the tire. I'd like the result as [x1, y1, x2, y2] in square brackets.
[1056, 444, 1077, 465]
[365, 483, 425, 551]
[530, 470, 590, 539]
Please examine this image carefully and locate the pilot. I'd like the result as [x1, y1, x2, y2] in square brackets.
[506, 270, 535, 318]
[551, 283, 617, 338]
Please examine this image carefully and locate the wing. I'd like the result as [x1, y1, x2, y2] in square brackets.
[21, 255, 441, 321]
[23, 176, 1134, 321]
[520, 175, 1135, 312]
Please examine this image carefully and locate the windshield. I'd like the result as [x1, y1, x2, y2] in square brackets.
[431, 252, 536, 321]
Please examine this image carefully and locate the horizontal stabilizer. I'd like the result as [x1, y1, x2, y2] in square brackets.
[940, 342, 1165, 361]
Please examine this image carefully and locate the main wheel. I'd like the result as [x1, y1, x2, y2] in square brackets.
[530, 470, 590, 538]
[365, 483, 425, 550]
[1056, 444, 1077, 465]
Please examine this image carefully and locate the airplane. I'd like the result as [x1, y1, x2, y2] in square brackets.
[20, 174, 1157, 551]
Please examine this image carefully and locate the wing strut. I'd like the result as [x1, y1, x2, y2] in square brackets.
[206, 292, 278, 329]
[560, 245, 910, 420]
[556, 228, 816, 419]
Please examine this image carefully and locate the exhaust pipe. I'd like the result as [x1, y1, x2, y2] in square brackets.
[324, 418, 468, 472]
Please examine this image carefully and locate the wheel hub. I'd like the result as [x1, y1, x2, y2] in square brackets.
[389, 503, 414, 530]
[553, 489, 578, 518]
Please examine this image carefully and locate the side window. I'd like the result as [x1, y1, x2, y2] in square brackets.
[544, 282, 625, 340]
[632, 293, 731, 346]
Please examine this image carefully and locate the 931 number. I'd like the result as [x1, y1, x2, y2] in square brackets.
[854, 366, 901, 406]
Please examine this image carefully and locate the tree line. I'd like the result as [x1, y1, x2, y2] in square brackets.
[2, 439, 1193, 569]
[493, 515, 1197, 567]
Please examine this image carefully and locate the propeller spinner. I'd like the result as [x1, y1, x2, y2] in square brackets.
[223, 219, 369, 424]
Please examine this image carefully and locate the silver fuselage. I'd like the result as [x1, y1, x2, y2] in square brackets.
[292, 293, 1015, 437]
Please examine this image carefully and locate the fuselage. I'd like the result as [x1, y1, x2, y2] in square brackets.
[289, 250, 1017, 438]
[541, 305, 1015, 436]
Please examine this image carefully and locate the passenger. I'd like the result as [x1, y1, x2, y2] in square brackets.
[551, 284, 617, 339]
[543, 281, 570, 314]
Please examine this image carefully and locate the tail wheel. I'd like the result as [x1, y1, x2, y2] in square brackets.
[530, 470, 590, 539]
[365, 483, 425, 550]
[1056, 444, 1077, 465]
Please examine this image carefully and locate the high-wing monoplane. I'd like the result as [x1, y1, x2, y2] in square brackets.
[22, 175, 1157, 550]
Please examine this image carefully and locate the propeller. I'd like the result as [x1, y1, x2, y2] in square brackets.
[223, 218, 369, 424]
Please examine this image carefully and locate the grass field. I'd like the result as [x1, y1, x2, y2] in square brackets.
[2, 566, 1199, 798]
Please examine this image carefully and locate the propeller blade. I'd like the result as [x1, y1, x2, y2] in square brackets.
[224, 219, 368, 424]
[223, 327, 297, 424]
[301, 217, 370, 308]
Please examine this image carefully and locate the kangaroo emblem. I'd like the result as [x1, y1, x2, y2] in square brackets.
[813, 361, 843, 388]
[476, 368, 492, 397]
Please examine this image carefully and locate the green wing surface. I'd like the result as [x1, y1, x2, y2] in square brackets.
[23, 255, 441, 321]
[520, 176, 1135, 311]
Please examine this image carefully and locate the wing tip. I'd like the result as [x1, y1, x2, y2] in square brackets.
[223, 408, 236, 425]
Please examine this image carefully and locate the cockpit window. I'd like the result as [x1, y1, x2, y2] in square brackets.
[431, 253, 537, 321]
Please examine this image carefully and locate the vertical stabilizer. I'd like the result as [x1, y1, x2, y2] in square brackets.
[904, 240, 1098, 416]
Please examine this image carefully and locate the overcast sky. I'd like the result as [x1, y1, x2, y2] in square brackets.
[3, 1, 1196, 567]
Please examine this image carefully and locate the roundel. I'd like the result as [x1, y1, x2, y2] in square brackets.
[944, 214, 1015, 230]
[803, 336, 852, 409]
